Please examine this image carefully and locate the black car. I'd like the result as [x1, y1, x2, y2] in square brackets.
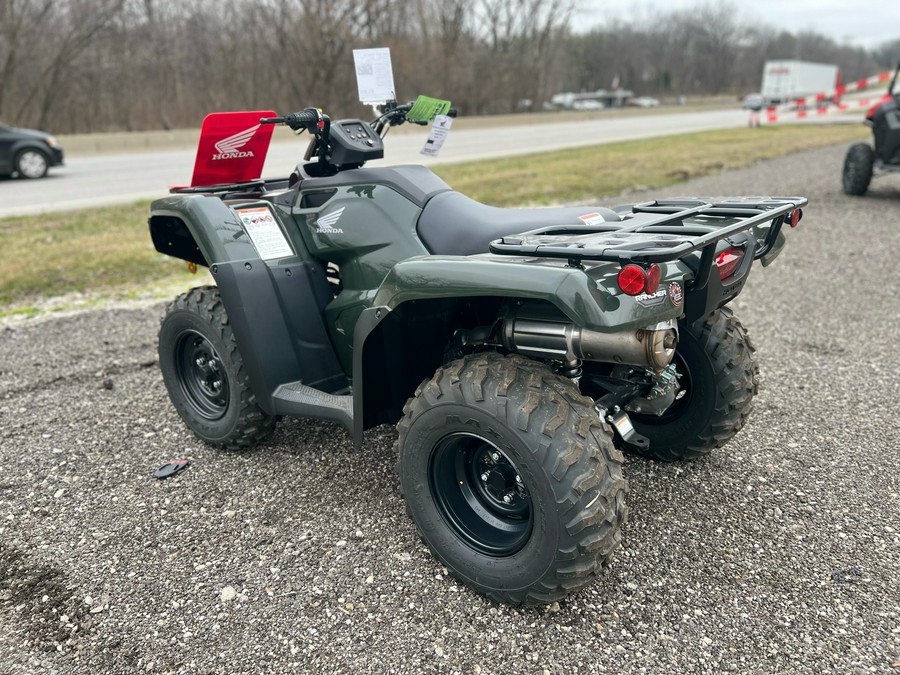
[0, 122, 65, 179]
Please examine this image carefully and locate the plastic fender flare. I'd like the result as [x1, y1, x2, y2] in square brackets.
[350, 255, 684, 447]
[149, 194, 259, 266]
[370, 256, 619, 330]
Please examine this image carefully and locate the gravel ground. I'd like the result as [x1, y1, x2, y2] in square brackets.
[1, 143, 898, 674]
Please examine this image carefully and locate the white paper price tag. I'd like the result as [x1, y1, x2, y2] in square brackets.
[420, 115, 453, 157]
[353, 48, 396, 105]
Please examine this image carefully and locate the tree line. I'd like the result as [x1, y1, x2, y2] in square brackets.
[1, 0, 897, 133]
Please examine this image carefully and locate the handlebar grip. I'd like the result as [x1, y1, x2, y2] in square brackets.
[447, 108, 458, 118]
[284, 110, 323, 131]
[260, 109, 323, 131]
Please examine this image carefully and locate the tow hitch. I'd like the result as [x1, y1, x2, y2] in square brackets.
[599, 406, 650, 450]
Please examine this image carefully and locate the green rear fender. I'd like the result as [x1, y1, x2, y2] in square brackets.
[370, 255, 682, 332]
[350, 255, 685, 443]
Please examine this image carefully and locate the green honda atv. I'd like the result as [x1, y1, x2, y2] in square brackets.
[149, 99, 806, 604]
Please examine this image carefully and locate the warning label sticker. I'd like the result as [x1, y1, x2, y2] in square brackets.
[578, 212, 607, 226]
[235, 206, 293, 260]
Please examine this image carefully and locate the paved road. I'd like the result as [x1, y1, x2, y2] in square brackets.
[1, 144, 898, 673]
[0, 109, 751, 218]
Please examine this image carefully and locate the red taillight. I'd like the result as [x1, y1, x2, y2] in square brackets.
[715, 248, 745, 280]
[788, 209, 802, 228]
[618, 264, 647, 295]
[645, 263, 662, 294]
[618, 263, 663, 295]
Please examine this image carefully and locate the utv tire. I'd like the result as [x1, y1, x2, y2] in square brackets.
[842, 142, 874, 195]
[158, 286, 276, 449]
[396, 352, 627, 605]
[15, 149, 49, 179]
[627, 307, 758, 462]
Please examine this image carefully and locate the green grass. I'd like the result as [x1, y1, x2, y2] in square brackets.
[0, 124, 867, 311]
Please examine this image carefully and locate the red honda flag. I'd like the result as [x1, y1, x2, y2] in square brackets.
[190, 110, 277, 187]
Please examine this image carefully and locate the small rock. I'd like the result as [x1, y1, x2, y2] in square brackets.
[220, 586, 237, 602]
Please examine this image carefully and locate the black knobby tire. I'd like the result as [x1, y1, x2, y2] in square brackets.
[842, 142, 874, 196]
[15, 149, 49, 179]
[627, 307, 759, 462]
[158, 286, 276, 449]
[396, 352, 628, 605]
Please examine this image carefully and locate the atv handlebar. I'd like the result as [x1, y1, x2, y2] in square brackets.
[258, 96, 456, 168]
[375, 101, 458, 128]
[260, 108, 328, 132]
[261, 98, 457, 139]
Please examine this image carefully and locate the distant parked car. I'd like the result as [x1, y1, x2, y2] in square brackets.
[742, 93, 765, 111]
[572, 99, 605, 111]
[0, 122, 64, 178]
[627, 96, 660, 108]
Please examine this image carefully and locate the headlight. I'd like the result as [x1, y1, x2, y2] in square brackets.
[44, 135, 60, 149]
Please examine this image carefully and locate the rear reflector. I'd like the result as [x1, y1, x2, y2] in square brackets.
[715, 248, 745, 280]
[788, 209, 803, 228]
[617, 264, 648, 295]
[645, 264, 662, 294]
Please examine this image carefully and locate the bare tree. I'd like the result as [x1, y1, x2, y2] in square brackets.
[14, 0, 123, 128]
[0, 0, 54, 119]
[0, 0, 890, 133]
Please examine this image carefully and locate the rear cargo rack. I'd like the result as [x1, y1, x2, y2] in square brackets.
[488, 198, 807, 267]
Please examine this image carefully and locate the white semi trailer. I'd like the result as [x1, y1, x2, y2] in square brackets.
[761, 60, 840, 106]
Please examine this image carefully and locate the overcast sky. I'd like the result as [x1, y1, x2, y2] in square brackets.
[575, 0, 900, 50]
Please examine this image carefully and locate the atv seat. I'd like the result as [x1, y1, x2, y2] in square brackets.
[416, 191, 621, 256]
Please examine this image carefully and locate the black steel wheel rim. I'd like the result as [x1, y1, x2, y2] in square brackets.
[174, 330, 229, 420]
[429, 433, 533, 557]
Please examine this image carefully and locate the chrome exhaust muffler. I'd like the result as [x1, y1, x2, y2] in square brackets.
[501, 303, 677, 369]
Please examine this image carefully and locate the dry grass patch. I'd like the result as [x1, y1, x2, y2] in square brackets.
[432, 124, 867, 206]
[0, 201, 183, 307]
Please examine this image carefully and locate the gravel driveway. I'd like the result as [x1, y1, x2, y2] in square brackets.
[1, 143, 898, 674]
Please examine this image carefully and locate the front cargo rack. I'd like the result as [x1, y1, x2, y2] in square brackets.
[488, 198, 807, 267]
[169, 177, 291, 195]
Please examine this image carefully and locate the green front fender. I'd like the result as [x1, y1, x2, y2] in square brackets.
[149, 194, 259, 265]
